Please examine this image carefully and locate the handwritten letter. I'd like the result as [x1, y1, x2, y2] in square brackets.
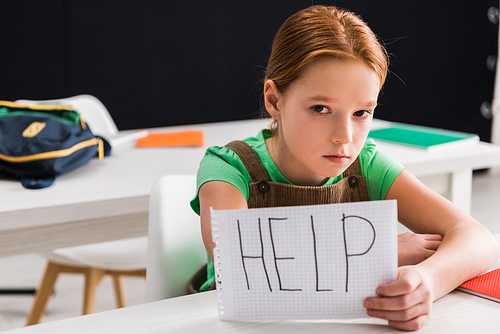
[211, 200, 397, 321]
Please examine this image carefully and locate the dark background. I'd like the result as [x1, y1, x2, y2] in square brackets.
[0, 1, 498, 141]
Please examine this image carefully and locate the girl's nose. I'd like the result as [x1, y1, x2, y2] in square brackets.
[330, 118, 353, 145]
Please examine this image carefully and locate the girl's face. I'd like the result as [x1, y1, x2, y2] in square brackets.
[265, 58, 380, 186]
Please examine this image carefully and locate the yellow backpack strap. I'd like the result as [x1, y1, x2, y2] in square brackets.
[98, 138, 104, 159]
[0, 100, 74, 111]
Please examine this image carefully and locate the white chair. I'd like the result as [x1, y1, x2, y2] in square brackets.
[26, 238, 148, 325]
[17, 95, 148, 326]
[145, 174, 207, 302]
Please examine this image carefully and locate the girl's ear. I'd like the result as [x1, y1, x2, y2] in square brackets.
[264, 80, 282, 120]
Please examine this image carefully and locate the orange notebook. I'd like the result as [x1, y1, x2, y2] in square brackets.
[135, 130, 204, 148]
[457, 268, 500, 303]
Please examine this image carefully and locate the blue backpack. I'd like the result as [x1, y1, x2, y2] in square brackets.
[0, 101, 111, 189]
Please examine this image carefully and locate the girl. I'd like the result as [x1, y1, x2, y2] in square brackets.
[190, 5, 500, 331]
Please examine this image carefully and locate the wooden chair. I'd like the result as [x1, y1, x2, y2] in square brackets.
[18, 95, 148, 326]
[26, 237, 147, 325]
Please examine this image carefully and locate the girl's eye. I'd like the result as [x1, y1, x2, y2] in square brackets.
[353, 110, 372, 118]
[312, 105, 329, 114]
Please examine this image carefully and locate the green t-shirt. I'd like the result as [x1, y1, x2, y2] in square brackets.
[190, 129, 404, 291]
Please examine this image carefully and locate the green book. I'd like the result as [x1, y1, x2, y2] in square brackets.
[368, 123, 479, 151]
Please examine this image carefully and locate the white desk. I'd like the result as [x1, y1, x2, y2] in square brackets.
[4, 289, 500, 334]
[1, 119, 500, 257]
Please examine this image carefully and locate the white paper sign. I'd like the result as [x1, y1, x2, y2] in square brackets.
[211, 200, 397, 321]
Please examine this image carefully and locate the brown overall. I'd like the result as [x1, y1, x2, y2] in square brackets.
[188, 140, 371, 292]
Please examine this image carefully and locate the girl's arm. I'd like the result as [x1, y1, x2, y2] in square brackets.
[364, 169, 500, 331]
[199, 180, 248, 262]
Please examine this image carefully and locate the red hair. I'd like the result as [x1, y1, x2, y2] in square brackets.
[265, 5, 388, 95]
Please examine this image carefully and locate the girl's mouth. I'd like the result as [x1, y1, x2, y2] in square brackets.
[323, 154, 349, 163]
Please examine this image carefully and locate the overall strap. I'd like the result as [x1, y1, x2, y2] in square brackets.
[225, 140, 270, 182]
[225, 140, 370, 208]
[343, 156, 362, 177]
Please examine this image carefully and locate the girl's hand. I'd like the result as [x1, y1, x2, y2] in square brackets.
[398, 232, 442, 267]
[364, 266, 434, 331]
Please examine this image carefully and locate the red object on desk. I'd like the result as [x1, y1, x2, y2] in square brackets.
[458, 268, 500, 302]
[135, 130, 204, 147]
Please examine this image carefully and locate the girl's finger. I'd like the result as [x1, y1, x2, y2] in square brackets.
[375, 271, 421, 297]
[423, 234, 443, 241]
[365, 281, 431, 311]
[366, 301, 430, 321]
[389, 314, 430, 331]
[424, 240, 442, 250]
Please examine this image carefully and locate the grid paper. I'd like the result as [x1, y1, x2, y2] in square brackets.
[211, 200, 397, 321]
